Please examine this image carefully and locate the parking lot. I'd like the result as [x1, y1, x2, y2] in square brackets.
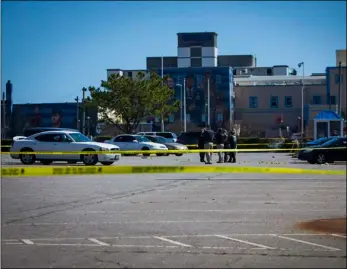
[1, 153, 346, 268]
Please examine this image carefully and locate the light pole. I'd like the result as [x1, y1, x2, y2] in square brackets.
[82, 87, 87, 135]
[176, 83, 183, 131]
[75, 96, 80, 131]
[207, 77, 211, 126]
[298, 62, 305, 142]
[183, 78, 186, 132]
[87, 116, 91, 137]
[338, 61, 342, 115]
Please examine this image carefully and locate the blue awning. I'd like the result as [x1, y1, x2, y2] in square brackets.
[314, 110, 343, 121]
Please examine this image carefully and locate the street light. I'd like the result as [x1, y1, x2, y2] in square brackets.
[176, 83, 184, 132]
[87, 116, 91, 137]
[298, 62, 305, 142]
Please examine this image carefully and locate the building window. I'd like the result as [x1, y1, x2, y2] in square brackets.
[249, 96, 258, 108]
[270, 96, 278, 108]
[201, 114, 205, 122]
[128, 72, 133, 78]
[190, 47, 202, 58]
[217, 113, 223, 121]
[267, 68, 273, 75]
[312, 95, 322, 105]
[335, 74, 344, 84]
[284, 96, 293, 107]
[330, 95, 336, 105]
[186, 114, 191, 122]
[196, 75, 202, 85]
[191, 58, 202, 67]
[216, 75, 222, 84]
[168, 114, 174, 123]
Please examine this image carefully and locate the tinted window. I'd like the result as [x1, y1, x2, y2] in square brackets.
[35, 134, 62, 142]
[158, 132, 174, 138]
[114, 136, 124, 142]
[145, 136, 156, 142]
[134, 136, 150, 142]
[123, 136, 136, 142]
[69, 133, 90, 142]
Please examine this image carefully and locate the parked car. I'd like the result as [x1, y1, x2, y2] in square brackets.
[177, 131, 217, 148]
[303, 136, 337, 147]
[137, 132, 177, 143]
[10, 130, 121, 166]
[297, 137, 347, 164]
[144, 135, 188, 156]
[106, 134, 168, 156]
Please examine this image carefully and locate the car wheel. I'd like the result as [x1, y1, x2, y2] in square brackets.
[20, 148, 36, 165]
[175, 153, 183, 157]
[142, 147, 150, 157]
[67, 161, 78, 164]
[316, 153, 326, 164]
[156, 153, 164, 156]
[307, 160, 316, 164]
[40, 160, 53, 165]
[101, 161, 114, 166]
[81, 148, 98, 166]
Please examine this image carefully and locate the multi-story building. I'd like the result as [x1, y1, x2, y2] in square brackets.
[106, 32, 345, 137]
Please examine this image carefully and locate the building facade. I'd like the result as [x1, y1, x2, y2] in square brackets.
[11, 103, 98, 136]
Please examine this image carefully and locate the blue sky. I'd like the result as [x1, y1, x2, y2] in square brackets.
[2, 1, 346, 104]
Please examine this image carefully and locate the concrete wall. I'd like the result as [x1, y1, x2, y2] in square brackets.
[336, 49, 346, 66]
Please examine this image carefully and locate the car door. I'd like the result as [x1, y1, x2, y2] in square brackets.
[54, 134, 76, 160]
[34, 134, 60, 159]
[123, 135, 139, 150]
[334, 138, 347, 161]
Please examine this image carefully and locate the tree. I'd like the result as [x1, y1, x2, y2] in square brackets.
[88, 72, 179, 134]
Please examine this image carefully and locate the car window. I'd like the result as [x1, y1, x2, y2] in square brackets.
[35, 134, 62, 142]
[145, 136, 156, 142]
[134, 135, 150, 142]
[157, 132, 174, 138]
[154, 136, 167, 143]
[114, 136, 124, 142]
[69, 133, 90, 142]
[123, 136, 135, 142]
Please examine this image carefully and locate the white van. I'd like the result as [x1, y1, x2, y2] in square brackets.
[137, 132, 177, 143]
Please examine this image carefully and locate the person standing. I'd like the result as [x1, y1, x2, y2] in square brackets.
[229, 130, 237, 163]
[202, 124, 214, 164]
[215, 128, 228, 163]
[224, 130, 231, 162]
[198, 128, 206, 162]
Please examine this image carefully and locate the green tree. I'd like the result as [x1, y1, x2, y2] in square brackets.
[88, 72, 179, 134]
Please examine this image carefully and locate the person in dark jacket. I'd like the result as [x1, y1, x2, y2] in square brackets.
[229, 130, 237, 163]
[224, 131, 231, 162]
[198, 128, 205, 162]
[215, 128, 228, 163]
[202, 124, 214, 164]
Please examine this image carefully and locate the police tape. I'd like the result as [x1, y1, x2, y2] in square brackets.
[1, 147, 345, 155]
[0, 142, 298, 148]
[1, 165, 345, 177]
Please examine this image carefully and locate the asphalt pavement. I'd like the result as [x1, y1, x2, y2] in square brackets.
[1, 153, 346, 268]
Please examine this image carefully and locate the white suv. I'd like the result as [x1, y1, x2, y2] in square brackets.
[107, 134, 168, 156]
[137, 132, 177, 143]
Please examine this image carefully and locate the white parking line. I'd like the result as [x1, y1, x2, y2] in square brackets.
[21, 239, 34, 245]
[214, 235, 275, 249]
[87, 238, 110, 246]
[331, 234, 347, 239]
[153, 236, 192, 248]
[276, 235, 341, 251]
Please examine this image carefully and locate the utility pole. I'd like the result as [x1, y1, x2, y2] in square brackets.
[207, 77, 211, 126]
[338, 61, 342, 115]
[160, 56, 165, 132]
[183, 78, 186, 132]
[298, 62, 305, 142]
[82, 87, 87, 134]
[75, 96, 80, 131]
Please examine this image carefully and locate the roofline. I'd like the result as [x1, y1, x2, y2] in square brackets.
[177, 32, 218, 36]
[326, 66, 347, 71]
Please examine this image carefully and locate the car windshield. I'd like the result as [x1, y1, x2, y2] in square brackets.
[134, 135, 150, 142]
[69, 132, 91, 142]
[311, 137, 331, 144]
[153, 136, 166, 143]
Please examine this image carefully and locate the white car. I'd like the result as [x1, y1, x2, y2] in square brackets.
[10, 130, 121, 166]
[107, 134, 168, 156]
[137, 132, 177, 143]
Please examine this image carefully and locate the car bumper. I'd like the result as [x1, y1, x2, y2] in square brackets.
[98, 153, 121, 162]
[298, 152, 313, 161]
[10, 153, 19, 159]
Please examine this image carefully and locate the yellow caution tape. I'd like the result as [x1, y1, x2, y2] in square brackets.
[1, 165, 345, 177]
[1, 147, 345, 155]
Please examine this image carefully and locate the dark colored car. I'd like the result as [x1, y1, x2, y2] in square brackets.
[304, 136, 337, 147]
[177, 131, 217, 149]
[144, 135, 187, 156]
[23, 127, 78, 137]
[298, 137, 347, 164]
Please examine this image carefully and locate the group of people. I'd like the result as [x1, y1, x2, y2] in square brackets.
[198, 125, 238, 164]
